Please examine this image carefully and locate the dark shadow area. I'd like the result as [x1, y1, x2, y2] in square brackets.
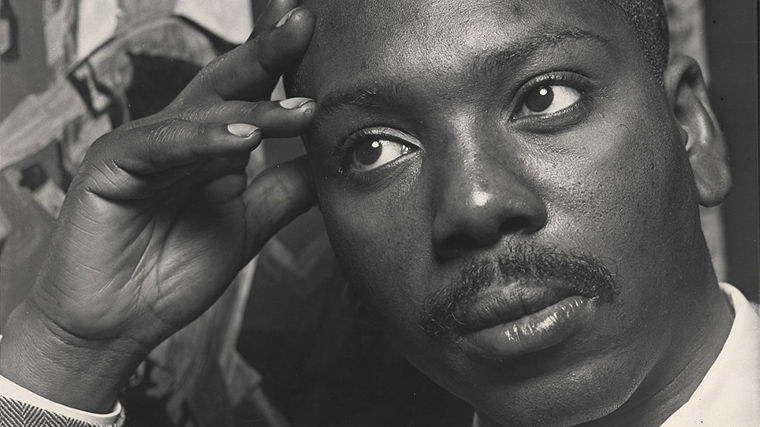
[125, 53, 202, 120]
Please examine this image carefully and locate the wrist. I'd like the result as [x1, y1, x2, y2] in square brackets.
[0, 301, 142, 413]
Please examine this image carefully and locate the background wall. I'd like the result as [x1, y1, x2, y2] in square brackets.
[703, 0, 759, 300]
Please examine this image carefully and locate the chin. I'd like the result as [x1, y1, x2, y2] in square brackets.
[406, 333, 648, 427]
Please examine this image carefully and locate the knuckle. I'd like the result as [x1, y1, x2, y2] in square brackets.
[205, 53, 229, 73]
[81, 132, 114, 166]
[248, 101, 268, 116]
[159, 103, 182, 118]
[74, 160, 123, 195]
[205, 103, 234, 120]
[197, 53, 231, 84]
[214, 101, 266, 121]
[177, 104, 208, 122]
[150, 118, 189, 143]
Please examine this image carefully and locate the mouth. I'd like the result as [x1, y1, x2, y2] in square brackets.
[454, 281, 597, 360]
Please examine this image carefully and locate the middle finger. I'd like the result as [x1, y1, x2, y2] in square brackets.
[179, 97, 315, 138]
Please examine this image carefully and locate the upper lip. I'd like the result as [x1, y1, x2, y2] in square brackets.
[453, 280, 586, 334]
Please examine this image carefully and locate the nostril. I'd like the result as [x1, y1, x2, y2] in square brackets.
[437, 215, 540, 259]
[432, 176, 548, 259]
[498, 215, 535, 235]
[442, 233, 489, 252]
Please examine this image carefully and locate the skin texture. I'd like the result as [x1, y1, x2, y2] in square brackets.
[290, 0, 733, 425]
[0, 0, 735, 425]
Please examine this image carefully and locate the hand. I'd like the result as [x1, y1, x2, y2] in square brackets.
[0, 0, 315, 412]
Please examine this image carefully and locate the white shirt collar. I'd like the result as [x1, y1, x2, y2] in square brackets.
[661, 283, 760, 426]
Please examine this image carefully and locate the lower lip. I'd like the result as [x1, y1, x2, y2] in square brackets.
[458, 296, 593, 360]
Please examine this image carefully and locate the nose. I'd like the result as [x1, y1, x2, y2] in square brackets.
[431, 143, 548, 260]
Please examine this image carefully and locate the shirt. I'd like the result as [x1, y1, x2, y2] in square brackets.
[661, 283, 760, 426]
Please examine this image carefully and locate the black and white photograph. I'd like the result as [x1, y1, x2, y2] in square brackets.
[0, 1, 757, 426]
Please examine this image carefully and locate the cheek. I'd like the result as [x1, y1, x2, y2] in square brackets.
[541, 104, 697, 307]
[316, 175, 434, 329]
[549, 134, 682, 241]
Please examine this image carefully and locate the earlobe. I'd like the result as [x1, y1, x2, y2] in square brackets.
[664, 55, 732, 207]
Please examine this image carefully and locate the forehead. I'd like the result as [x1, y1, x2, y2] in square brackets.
[295, 0, 636, 98]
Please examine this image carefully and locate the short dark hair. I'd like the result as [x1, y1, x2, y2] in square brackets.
[608, 0, 670, 77]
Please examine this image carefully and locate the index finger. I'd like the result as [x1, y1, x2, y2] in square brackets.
[177, 7, 314, 103]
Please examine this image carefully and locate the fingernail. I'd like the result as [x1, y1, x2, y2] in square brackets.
[275, 8, 298, 28]
[227, 123, 260, 138]
[279, 97, 314, 110]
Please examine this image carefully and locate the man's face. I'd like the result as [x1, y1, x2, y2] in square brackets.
[294, 0, 706, 424]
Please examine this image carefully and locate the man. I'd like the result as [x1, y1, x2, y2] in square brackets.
[0, 0, 758, 425]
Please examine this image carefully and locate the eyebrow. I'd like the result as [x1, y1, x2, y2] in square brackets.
[318, 80, 412, 120]
[473, 27, 611, 78]
[313, 26, 611, 130]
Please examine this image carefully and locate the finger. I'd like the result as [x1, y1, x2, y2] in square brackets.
[77, 121, 261, 199]
[186, 155, 250, 190]
[87, 119, 263, 179]
[196, 171, 248, 205]
[242, 156, 317, 260]
[179, 97, 315, 138]
[252, 0, 300, 38]
[178, 7, 314, 103]
[78, 154, 250, 202]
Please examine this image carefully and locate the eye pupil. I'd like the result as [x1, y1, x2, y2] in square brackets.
[354, 140, 384, 165]
[525, 85, 555, 112]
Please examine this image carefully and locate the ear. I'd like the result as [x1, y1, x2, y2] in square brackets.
[664, 55, 731, 207]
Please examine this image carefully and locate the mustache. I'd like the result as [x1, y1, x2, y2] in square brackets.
[420, 242, 617, 339]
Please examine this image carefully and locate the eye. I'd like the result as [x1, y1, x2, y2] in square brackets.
[349, 137, 414, 172]
[514, 85, 582, 119]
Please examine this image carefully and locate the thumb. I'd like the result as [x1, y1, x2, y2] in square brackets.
[242, 155, 317, 261]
